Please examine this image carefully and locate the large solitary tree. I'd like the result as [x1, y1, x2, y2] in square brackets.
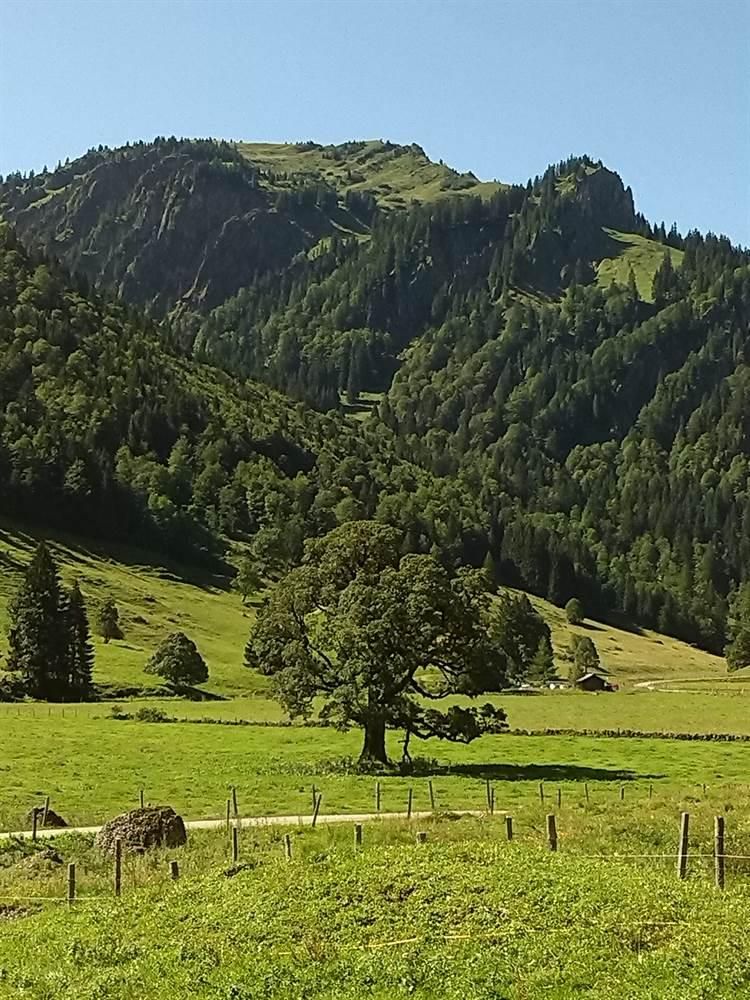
[145, 632, 209, 688]
[244, 521, 509, 765]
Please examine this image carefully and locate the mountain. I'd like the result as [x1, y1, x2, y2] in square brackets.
[1, 139, 748, 653]
[0, 223, 485, 573]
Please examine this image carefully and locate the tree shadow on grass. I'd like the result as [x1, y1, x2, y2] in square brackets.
[426, 763, 664, 783]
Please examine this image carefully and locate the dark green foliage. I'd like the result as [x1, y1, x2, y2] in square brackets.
[490, 591, 552, 684]
[529, 635, 556, 685]
[145, 632, 209, 687]
[66, 580, 94, 697]
[726, 627, 750, 671]
[98, 599, 123, 643]
[565, 598, 584, 625]
[245, 522, 509, 764]
[570, 635, 600, 681]
[5, 542, 93, 700]
[233, 556, 262, 604]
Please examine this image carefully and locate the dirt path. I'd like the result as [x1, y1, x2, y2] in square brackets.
[0, 809, 486, 841]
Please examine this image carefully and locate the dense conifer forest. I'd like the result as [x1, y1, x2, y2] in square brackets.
[1, 138, 748, 653]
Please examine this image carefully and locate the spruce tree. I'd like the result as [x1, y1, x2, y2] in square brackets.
[66, 580, 94, 698]
[529, 635, 556, 685]
[6, 541, 68, 700]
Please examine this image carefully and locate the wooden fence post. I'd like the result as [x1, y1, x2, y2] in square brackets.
[232, 786, 239, 817]
[354, 823, 363, 849]
[407, 787, 413, 820]
[375, 781, 381, 813]
[67, 862, 76, 906]
[490, 786, 495, 816]
[584, 783, 589, 803]
[31, 807, 38, 843]
[416, 831, 427, 844]
[505, 816, 513, 841]
[714, 815, 725, 890]
[139, 789, 144, 809]
[428, 780, 436, 812]
[231, 826, 239, 864]
[284, 833, 292, 860]
[620, 785, 625, 802]
[677, 812, 690, 879]
[169, 860, 180, 881]
[311, 793, 322, 828]
[114, 837, 122, 897]
[311, 784, 317, 812]
[225, 798, 231, 833]
[556, 787, 562, 808]
[42, 795, 50, 827]
[538, 782, 544, 804]
[546, 814, 558, 852]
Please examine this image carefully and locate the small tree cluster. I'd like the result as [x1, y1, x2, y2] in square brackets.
[6, 542, 94, 700]
[98, 598, 123, 642]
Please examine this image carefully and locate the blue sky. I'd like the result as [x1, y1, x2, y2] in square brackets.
[1, 0, 748, 243]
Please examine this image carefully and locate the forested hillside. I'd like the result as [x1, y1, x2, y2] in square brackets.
[1, 138, 749, 653]
[0, 224, 485, 572]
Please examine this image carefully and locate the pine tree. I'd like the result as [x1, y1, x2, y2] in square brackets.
[6, 541, 68, 700]
[529, 635, 556, 685]
[66, 580, 94, 698]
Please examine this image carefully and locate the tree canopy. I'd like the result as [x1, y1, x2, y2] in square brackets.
[145, 632, 209, 688]
[245, 521, 509, 764]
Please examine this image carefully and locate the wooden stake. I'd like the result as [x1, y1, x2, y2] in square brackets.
[416, 831, 427, 844]
[546, 814, 558, 852]
[556, 787, 562, 808]
[407, 787, 413, 820]
[538, 782, 544, 803]
[231, 826, 239, 864]
[490, 787, 495, 816]
[311, 792, 322, 828]
[225, 798, 231, 833]
[354, 823, 363, 849]
[284, 833, 292, 860]
[505, 815, 513, 841]
[428, 780, 436, 812]
[31, 807, 38, 843]
[620, 785, 625, 802]
[677, 812, 690, 880]
[714, 815, 725, 890]
[169, 860, 180, 881]
[375, 781, 381, 813]
[485, 779, 492, 812]
[584, 783, 589, 803]
[67, 862, 76, 906]
[42, 795, 50, 827]
[139, 789, 144, 809]
[232, 786, 239, 817]
[114, 837, 122, 897]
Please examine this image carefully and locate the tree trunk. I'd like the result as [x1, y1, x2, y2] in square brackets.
[359, 715, 388, 765]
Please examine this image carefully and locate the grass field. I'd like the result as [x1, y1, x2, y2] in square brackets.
[1, 826, 749, 999]
[4, 712, 750, 831]
[236, 140, 505, 210]
[596, 228, 685, 301]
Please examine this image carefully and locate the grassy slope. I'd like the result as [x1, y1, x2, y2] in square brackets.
[1, 836, 748, 999]
[0, 520, 727, 699]
[596, 228, 685, 301]
[0, 519, 262, 698]
[237, 140, 505, 209]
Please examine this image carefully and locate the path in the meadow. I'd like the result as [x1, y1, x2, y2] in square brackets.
[0, 809, 486, 840]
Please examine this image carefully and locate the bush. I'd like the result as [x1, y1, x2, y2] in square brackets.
[145, 632, 209, 688]
[565, 598, 584, 625]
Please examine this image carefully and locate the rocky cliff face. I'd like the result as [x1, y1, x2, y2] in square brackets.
[0, 140, 346, 315]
